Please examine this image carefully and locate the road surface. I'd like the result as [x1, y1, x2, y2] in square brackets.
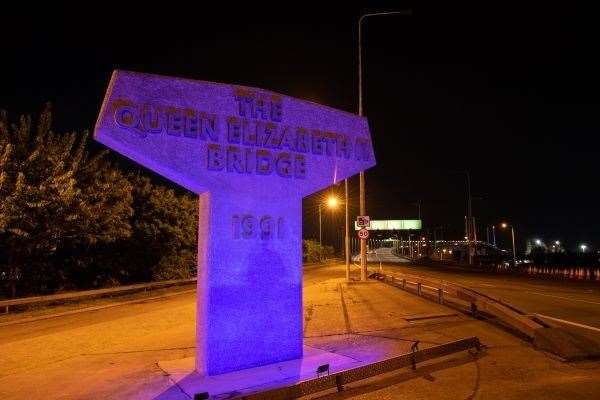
[351, 246, 410, 263]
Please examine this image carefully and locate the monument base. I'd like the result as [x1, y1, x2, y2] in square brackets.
[157, 346, 362, 398]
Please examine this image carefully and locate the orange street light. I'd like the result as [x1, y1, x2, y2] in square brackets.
[327, 196, 339, 209]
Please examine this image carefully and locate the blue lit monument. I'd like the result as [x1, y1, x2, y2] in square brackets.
[94, 70, 375, 376]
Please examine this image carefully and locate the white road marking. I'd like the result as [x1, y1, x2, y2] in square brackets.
[527, 291, 600, 306]
[535, 314, 600, 332]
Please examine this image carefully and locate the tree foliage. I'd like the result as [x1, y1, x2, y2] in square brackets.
[0, 106, 197, 297]
[123, 175, 197, 282]
[303, 239, 334, 262]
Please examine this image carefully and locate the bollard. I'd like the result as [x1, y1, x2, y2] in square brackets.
[411, 341, 420, 370]
[470, 303, 478, 318]
[417, 283, 422, 296]
[437, 288, 443, 304]
[402, 279, 406, 289]
[335, 375, 344, 392]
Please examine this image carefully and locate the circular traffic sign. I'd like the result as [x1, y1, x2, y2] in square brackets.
[358, 228, 370, 239]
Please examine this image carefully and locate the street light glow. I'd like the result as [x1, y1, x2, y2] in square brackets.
[555, 240, 560, 246]
[580, 244, 587, 252]
[326, 196, 339, 209]
[501, 223, 508, 229]
[535, 239, 542, 245]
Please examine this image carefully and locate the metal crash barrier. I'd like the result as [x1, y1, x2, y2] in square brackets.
[371, 272, 545, 340]
[237, 337, 481, 400]
[0, 278, 196, 314]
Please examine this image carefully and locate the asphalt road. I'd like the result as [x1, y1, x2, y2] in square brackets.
[381, 256, 600, 329]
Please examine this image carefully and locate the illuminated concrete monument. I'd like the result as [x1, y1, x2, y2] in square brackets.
[94, 70, 375, 376]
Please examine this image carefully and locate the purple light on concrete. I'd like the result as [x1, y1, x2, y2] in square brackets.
[94, 70, 375, 376]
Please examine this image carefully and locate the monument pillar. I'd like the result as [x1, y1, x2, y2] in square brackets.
[195, 190, 303, 375]
[94, 70, 375, 376]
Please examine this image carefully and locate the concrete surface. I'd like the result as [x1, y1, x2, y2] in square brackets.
[157, 345, 361, 398]
[0, 263, 599, 399]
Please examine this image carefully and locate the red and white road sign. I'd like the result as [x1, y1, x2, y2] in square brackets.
[358, 228, 370, 239]
[356, 215, 370, 228]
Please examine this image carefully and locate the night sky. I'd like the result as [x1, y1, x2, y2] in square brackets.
[2, 4, 599, 253]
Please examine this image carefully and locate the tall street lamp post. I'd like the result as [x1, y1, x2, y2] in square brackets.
[465, 172, 473, 264]
[501, 222, 517, 267]
[358, 10, 412, 281]
[412, 202, 421, 220]
[344, 180, 350, 281]
[452, 171, 473, 263]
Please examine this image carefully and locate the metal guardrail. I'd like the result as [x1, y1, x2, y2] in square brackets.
[371, 272, 545, 339]
[236, 337, 481, 400]
[0, 260, 338, 314]
[0, 278, 196, 313]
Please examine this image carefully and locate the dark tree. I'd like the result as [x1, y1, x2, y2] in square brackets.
[0, 105, 133, 296]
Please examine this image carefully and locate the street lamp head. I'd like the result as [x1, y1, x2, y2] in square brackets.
[580, 244, 587, 252]
[501, 223, 508, 229]
[326, 196, 339, 209]
[535, 239, 542, 246]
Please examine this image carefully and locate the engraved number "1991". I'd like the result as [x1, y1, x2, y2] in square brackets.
[232, 215, 284, 240]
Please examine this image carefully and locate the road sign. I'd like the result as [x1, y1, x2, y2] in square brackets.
[356, 215, 370, 228]
[358, 228, 370, 239]
[354, 219, 421, 230]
